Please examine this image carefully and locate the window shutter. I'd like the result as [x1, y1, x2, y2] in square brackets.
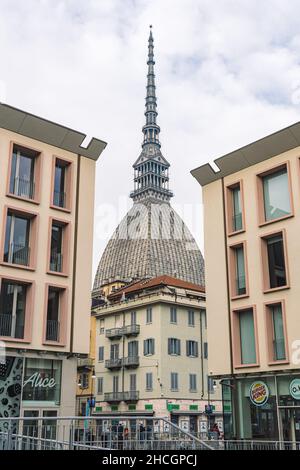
[168, 338, 171, 354]
[186, 340, 189, 356]
[195, 342, 199, 357]
[177, 340, 181, 356]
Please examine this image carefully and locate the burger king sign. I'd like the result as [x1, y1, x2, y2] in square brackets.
[249, 381, 269, 406]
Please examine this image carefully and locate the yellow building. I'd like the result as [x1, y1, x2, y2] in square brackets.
[192, 121, 300, 443]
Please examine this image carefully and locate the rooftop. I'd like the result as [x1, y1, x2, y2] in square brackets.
[191, 120, 300, 186]
[0, 102, 107, 160]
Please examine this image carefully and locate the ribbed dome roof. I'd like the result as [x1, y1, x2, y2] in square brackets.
[93, 200, 205, 290]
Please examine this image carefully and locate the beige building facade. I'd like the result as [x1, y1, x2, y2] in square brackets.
[0, 103, 106, 422]
[92, 276, 222, 437]
[192, 121, 300, 442]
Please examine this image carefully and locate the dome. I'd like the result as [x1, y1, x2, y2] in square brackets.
[93, 200, 205, 290]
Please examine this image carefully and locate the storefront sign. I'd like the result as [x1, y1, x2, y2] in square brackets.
[23, 372, 56, 389]
[249, 381, 269, 406]
[290, 378, 300, 400]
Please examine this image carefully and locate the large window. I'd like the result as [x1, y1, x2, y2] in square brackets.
[9, 144, 39, 201]
[171, 372, 179, 391]
[146, 372, 153, 391]
[22, 358, 62, 404]
[188, 310, 195, 326]
[146, 307, 152, 324]
[49, 221, 67, 273]
[53, 160, 68, 208]
[186, 340, 199, 357]
[0, 280, 27, 339]
[261, 166, 291, 222]
[227, 182, 244, 233]
[230, 244, 247, 297]
[263, 232, 287, 289]
[170, 307, 177, 324]
[238, 309, 257, 365]
[189, 374, 197, 392]
[4, 211, 31, 266]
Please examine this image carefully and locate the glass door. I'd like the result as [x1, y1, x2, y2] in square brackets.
[22, 410, 39, 450]
[281, 408, 300, 448]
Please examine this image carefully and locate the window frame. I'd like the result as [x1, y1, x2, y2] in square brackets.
[256, 162, 294, 227]
[50, 155, 73, 213]
[225, 180, 246, 236]
[6, 141, 42, 205]
[228, 241, 249, 300]
[43, 284, 68, 346]
[170, 372, 179, 391]
[260, 229, 290, 293]
[231, 305, 260, 369]
[47, 217, 71, 277]
[170, 306, 177, 324]
[264, 300, 289, 365]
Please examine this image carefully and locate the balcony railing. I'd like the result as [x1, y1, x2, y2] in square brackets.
[46, 320, 60, 342]
[4, 243, 30, 266]
[10, 176, 35, 200]
[122, 356, 140, 368]
[50, 251, 63, 272]
[105, 358, 122, 370]
[123, 391, 139, 402]
[104, 392, 124, 403]
[105, 328, 123, 339]
[78, 357, 94, 368]
[122, 324, 140, 336]
[104, 391, 140, 403]
[0, 314, 24, 339]
[53, 190, 66, 208]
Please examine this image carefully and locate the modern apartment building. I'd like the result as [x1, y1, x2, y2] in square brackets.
[192, 122, 300, 443]
[0, 103, 106, 422]
[92, 275, 223, 437]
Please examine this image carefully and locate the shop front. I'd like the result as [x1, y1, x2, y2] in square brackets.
[222, 372, 300, 443]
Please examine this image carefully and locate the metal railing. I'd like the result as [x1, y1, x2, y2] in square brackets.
[0, 314, 24, 339]
[4, 243, 30, 266]
[105, 328, 123, 339]
[10, 176, 35, 200]
[205, 439, 300, 450]
[0, 416, 213, 451]
[46, 320, 60, 342]
[122, 324, 140, 336]
[78, 358, 94, 368]
[53, 190, 66, 208]
[50, 251, 63, 272]
[105, 358, 122, 370]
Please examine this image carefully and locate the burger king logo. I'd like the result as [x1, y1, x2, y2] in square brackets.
[249, 381, 269, 406]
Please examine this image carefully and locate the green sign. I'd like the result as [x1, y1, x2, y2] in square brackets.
[167, 403, 180, 411]
[145, 404, 153, 410]
[189, 405, 198, 411]
[95, 406, 102, 412]
[128, 404, 136, 411]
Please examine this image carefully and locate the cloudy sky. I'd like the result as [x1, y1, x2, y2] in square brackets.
[2, 0, 300, 277]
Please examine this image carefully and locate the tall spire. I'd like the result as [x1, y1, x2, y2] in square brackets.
[142, 25, 160, 149]
[130, 26, 173, 203]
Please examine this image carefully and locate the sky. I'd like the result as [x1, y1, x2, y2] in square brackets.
[2, 0, 300, 278]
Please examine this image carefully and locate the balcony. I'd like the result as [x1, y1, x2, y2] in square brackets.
[123, 391, 139, 403]
[78, 357, 94, 369]
[104, 392, 123, 403]
[105, 328, 123, 340]
[4, 243, 30, 266]
[0, 314, 24, 339]
[46, 320, 60, 342]
[122, 324, 140, 337]
[122, 356, 139, 368]
[105, 358, 122, 370]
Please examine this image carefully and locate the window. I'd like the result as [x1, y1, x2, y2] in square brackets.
[23, 358, 62, 403]
[146, 373, 153, 391]
[146, 307, 152, 324]
[144, 338, 155, 356]
[171, 372, 178, 391]
[80, 373, 89, 389]
[188, 310, 195, 327]
[235, 308, 257, 365]
[186, 340, 199, 357]
[263, 232, 288, 290]
[128, 340, 138, 357]
[170, 307, 177, 324]
[45, 286, 66, 343]
[130, 374, 136, 392]
[0, 280, 27, 339]
[4, 210, 33, 267]
[230, 244, 247, 297]
[203, 342, 208, 359]
[52, 158, 71, 210]
[189, 374, 197, 392]
[131, 311, 136, 325]
[113, 376, 119, 393]
[9, 144, 40, 201]
[201, 309, 207, 329]
[110, 344, 119, 360]
[97, 377, 103, 395]
[168, 338, 181, 355]
[266, 303, 287, 362]
[100, 319, 105, 334]
[207, 376, 215, 394]
[98, 346, 104, 362]
[227, 182, 244, 233]
[261, 166, 291, 222]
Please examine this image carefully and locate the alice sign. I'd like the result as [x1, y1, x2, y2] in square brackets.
[23, 372, 56, 389]
[290, 379, 300, 400]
